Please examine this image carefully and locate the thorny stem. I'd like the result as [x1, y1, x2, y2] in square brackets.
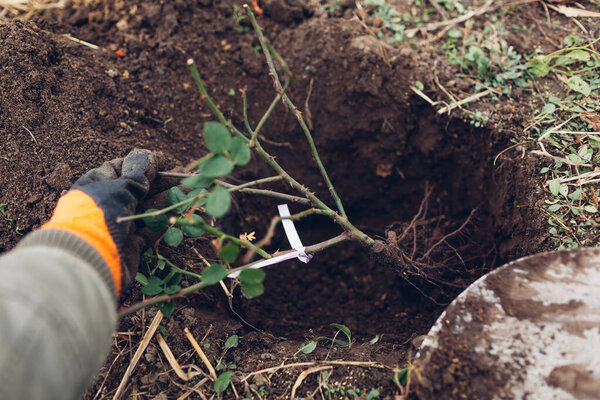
[217, 181, 311, 205]
[117, 193, 208, 223]
[221, 175, 284, 191]
[186, 64, 373, 245]
[118, 233, 350, 318]
[251, 78, 289, 144]
[182, 222, 272, 259]
[245, 5, 348, 218]
[241, 87, 254, 136]
[187, 58, 331, 213]
[157, 172, 311, 205]
[188, 59, 250, 142]
[159, 255, 203, 281]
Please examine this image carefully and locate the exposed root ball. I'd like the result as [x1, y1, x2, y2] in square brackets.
[369, 184, 496, 303]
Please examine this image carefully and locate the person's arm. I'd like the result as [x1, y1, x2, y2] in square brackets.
[0, 149, 161, 400]
[0, 231, 116, 400]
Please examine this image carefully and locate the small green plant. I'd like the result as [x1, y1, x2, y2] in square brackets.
[528, 36, 600, 98]
[295, 324, 353, 356]
[0, 203, 23, 235]
[211, 334, 240, 397]
[469, 110, 489, 127]
[444, 21, 529, 96]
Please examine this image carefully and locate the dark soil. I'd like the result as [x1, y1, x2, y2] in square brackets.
[0, 0, 553, 398]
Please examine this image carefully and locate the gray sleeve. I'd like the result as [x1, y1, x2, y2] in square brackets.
[0, 230, 118, 400]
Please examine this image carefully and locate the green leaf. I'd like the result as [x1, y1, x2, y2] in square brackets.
[241, 282, 264, 298]
[330, 323, 352, 347]
[239, 269, 265, 285]
[143, 209, 169, 232]
[366, 389, 380, 400]
[299, 340, 317, 354]
[560, 184, 569, 198]
[181, 214, 205, 237]
[141, 284, 163, 296]
[566, 49, 590, 62]
[394, 367, 410, 386]
[548, 96, 562, 105]
[135, 272, 149, 286]
[528, 58, 550, 77]
[567, 76, 591, 97]
[167, 273, 182, 286]
[200, 156, 234, 178]
[447, 27, 462, 39]
[168, 187, 189, 213]
[549, 179, 560, 196]
[181, 174, 214, 189]
[204, 122, 232, 154]
[214, 371, 234, 394]
[156, 259, 166, 270]
[225, 335, 239, 349]
[230, 136, 251, 166]
[366, 335, 380, 345]
[164, 285, 182, 295]
[220, 243, 240, 264]
[584, 205, 598, 213]
[147, 276, 163, 286]
[202, 264, 227, 285]
[206, 186, 231, 217]
[563, 34, 582, 47]
[414, 80, 424, 91]
[548, 204, 562, 212]
[159, 301, 175, 318]
[541, 103, 555, 115]
[164, 227, 184, 247]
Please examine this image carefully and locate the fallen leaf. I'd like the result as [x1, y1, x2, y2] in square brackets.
[549, 4, 600, 17]
[376, 163, 393, 178]
[580, 113, 600, 132]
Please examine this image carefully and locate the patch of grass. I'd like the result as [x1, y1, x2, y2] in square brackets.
[443, 20, 530, 96]
[524, 35, 600, 249]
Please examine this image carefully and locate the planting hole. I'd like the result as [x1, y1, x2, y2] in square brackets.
[234, 103, 525, 343]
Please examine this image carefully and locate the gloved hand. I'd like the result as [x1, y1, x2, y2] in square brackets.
[42, 149, 164, 296]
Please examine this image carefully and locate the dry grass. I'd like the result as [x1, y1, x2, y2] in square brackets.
[0, 0, 65, 19]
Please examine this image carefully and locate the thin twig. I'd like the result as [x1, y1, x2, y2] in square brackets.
[63, 34, 100, 50]
[176, 377, 209, 400]
[437, 89, 493, 114]
[304, 78, 315, 130]
[241, 360, 390, 382]
[112, 311, 163, 400]
[290, 366, 333, 399]
[245, 5, 348, 218]
[157, 332, 199, 381]
[183, 328, 218, 381]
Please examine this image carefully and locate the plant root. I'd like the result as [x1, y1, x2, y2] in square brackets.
[369, 183, 494, 303]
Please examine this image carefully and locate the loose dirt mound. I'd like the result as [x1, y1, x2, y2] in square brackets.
[0, 0, 550, 398]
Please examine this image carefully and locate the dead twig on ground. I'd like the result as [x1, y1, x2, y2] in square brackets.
[290, 366, 333, 399]
[183, 327, 217, 381]
[113, 311, 163, 400]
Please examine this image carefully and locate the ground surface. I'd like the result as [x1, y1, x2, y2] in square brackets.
[1, 0, 599, 398]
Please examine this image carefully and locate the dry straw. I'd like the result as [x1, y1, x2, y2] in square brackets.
[0, 0, 65, 18]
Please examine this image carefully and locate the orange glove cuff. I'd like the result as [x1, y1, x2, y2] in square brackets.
[42, 190, 123, 295]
